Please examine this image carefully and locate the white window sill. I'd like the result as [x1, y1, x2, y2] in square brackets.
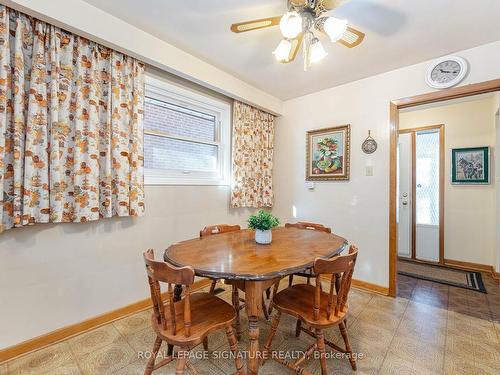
[145, 176, 230, 186]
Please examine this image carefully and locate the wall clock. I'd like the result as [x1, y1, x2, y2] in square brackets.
[425, 56, 468, 89]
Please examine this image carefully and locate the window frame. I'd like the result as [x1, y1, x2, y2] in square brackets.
[144, 75, 231, 186]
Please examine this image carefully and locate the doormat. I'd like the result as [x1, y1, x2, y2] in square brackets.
[398, 260, 486, 293]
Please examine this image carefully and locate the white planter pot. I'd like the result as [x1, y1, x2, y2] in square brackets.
[255, 229, 272, 244]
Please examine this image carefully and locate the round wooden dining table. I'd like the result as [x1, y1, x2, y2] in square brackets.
[164, 226, 348, 375]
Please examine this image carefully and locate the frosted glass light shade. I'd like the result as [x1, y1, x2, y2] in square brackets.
[310, 38, 327, 63]
[323, 17, 348, 42]
[273, 39, 292, 61]
[280, 11, 302, 39]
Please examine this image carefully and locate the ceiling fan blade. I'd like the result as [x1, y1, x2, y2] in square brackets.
[321, 0, 352, 10]
[336, 26, 365, 48]
[282, 34, 303, 64]
[230, 16, 281, 33]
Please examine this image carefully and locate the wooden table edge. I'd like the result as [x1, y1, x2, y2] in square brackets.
[163, 239, 349, 281]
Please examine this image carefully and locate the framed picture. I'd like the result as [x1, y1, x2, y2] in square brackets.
[451, 146, 490, 184]
[306, 124, 350, 181]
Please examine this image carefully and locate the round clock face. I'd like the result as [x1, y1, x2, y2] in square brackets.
[426, 56, 467, 89]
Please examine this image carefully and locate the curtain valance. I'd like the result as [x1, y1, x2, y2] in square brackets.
[0, 6, 145, 232]
[231, 101, 274, 208]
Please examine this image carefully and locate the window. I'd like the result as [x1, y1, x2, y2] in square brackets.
[144, 76, 231, 185]
[415, 130, 440, 225]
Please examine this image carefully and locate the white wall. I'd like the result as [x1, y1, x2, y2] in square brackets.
[400, 97, 497, 267]
[273, 40, 500, 287]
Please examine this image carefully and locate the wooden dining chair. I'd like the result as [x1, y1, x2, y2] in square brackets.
[143, 249, 244, 375]
[199, 224, 270, 341]
[200, 224, 241, 294]
[263, 246, 358, 375]
[268, 222, 332, 315]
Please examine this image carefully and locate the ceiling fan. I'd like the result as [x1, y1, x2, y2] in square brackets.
[230, 0, 365, 70]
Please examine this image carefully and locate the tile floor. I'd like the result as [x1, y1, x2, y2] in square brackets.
[1, 275, 499, 375]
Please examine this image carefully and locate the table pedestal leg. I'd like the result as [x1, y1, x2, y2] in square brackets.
[245, 281, 263, 375]
[167, 284, 184, 356]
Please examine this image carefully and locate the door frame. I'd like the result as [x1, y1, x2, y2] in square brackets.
[388, 78, 500, 297]
[398, 124, 444, 264]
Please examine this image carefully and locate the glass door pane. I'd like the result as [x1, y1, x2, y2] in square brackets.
[415, 130, 440, 261]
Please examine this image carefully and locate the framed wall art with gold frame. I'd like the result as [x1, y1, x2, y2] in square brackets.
[306, 124, 351, 181]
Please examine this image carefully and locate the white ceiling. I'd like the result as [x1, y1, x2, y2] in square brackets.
[83, 0, 500, 100]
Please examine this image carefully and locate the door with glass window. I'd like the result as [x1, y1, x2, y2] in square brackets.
[397, 125, 444, 263]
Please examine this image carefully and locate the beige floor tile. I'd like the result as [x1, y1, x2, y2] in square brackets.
[113, 310, 151, 336]
[366, 295, 408, 317]
[356, 307, 402, 332]
[474, 361, 500, 375]
[445, 333, 475, 361]
[444, 354, 477, 375]
[68, 324, 122, 358]
[379, 353, 418, 375]
[347, 338, 386, 374]
[124, 326, 158, 355]
[76, 339, 136, 375]
[7, 342, 75, 375]
[111, 358, 148, 375]
[38, 363, 82, 375]
[348, 320, 395, 348]
[388, 333, 444, 372]
[405, 301, 448, 322]
[191, 358, 228, 375]
[471, 340, 500, 369]
[379, 353, 438, 375]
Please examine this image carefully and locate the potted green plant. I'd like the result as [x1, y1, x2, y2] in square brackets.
[247, 210, 280, 244]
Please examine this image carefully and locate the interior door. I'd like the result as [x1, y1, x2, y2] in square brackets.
[397, 126, 443, 263]
[397, 133, 412, 258]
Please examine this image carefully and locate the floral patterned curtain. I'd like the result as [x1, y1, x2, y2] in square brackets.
[231, 101, 274, 208]
[0, 6, 145, 233]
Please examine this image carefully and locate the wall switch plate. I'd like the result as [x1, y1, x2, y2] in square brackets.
[366, 166, 373, 176]
[307, 182, 315, 190]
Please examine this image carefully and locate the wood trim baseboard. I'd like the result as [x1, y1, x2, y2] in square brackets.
[351, 279, 389, 296]
[0, 279, 212, 364]
[320, 276, 389, 296]
[444, 259, 499, 279]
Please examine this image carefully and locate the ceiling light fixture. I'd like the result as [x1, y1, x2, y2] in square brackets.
[279, 11, 302, 39]
[273, 39, 292, 62]
[309, 37, 328, 63]
[231, 0, 366, 71]
[323, 17, 348, 42]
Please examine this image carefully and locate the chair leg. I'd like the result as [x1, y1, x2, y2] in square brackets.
[203, 337, 209, 351]
[232, 286, 242, 341]
[262, 293, 269, 320]
[339, 321, 357, 370]
[225, 326, 244, 375]
[288, 275, 294, 287]
[209, 280, 217, 294]
[268, 281, 280, 316]
[175, 351, 188, 375]
[263, 310, 281, 356]
[295, 319, 302, 338]
[316, 329, 328, 375]
[144, 336, 163, 375]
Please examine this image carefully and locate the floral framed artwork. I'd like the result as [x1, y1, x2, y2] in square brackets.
[306, 124, 350, 181]
[451, 146, 490, 184]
